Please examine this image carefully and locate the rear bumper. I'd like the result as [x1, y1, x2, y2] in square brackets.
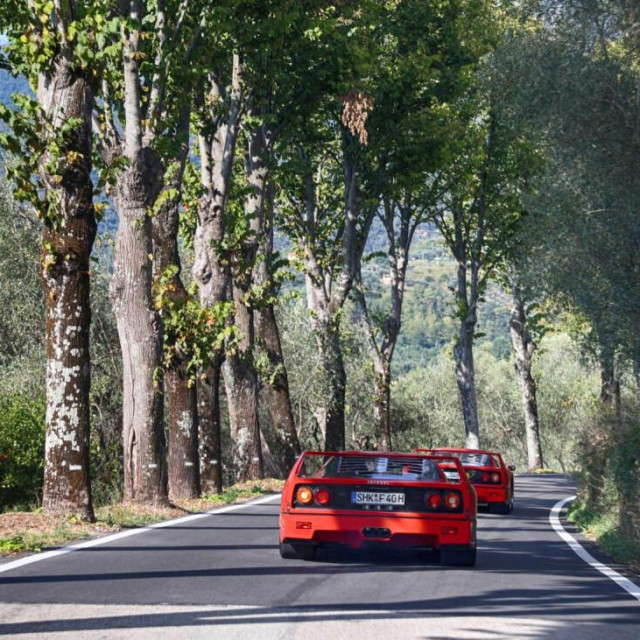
[280, 511, 475, 550]
[474, 486, 509, 504]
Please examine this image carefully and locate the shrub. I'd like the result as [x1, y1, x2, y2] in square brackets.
[0, 393, 46, 510]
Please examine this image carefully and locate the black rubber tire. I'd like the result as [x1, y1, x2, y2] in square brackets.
[489, 500, 511, 515]
[440, 544, 476, 567]
[279, 541, 316, 560]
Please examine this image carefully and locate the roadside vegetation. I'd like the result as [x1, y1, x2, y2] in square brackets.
[0, 1, 639, 570]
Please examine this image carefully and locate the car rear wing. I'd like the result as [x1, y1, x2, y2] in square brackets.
[292, 450, 468, 485]
[414, 448, 516, 473]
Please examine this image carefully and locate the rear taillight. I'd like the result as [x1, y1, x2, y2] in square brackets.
[425, 491, 443, 509]
[296, 486, 313, 505]
[471, 470, 502, 484]
[315, 488, 331, 505]
[444, 492, 461, 510]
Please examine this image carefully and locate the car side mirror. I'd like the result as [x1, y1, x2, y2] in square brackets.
[508, 465, 516, 471]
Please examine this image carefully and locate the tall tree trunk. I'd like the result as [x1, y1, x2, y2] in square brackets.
[154, 208, 200, 500]
[193, 56, 244, 485]
[252, 174, 299, 473]
[315, 321, 347, 451]
[255, 302, 300, 470]
[165, 367, 199, 498]
[223, 285, 264, 481]
[374, 364, 392, 452]
[198, 361, 223, 494]
[110, 149, 168, 504]
[38, 58, 96, 519]
[152, 110, 199, 500]
[509, 284, 543, 470]
[454, 321, 480, 449]
[599, 349, 620, 415]
[108, 5, 168, 505]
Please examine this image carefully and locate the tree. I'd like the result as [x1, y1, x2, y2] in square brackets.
[95, 0, 203, 504]
[276, 2, 379, 451]
[508, 279, 544, 469]
[434, 83, 539, 448]
[0, 0, 100, 518]
[354, 0, 494, 450]
[152, 102, 200, 499]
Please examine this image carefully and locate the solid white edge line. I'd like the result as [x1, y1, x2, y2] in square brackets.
[0, 493, 281, 575]
[550, 495, 640, 603]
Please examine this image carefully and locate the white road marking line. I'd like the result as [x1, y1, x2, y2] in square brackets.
[0, 493, 281, 575]
[550, 495, 640, 603]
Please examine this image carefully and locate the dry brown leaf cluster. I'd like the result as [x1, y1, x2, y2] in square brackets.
[342, 89, 374, 145]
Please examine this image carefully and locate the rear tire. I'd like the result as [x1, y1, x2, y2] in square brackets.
[280, 541, 316, 560]
[440, 544, 476, 567]
[489, 500, 511, 515]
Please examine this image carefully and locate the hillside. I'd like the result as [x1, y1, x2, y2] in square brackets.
[361, 221, 512, 375]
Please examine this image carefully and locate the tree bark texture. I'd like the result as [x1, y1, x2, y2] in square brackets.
[192, 58, 244, 482]
[251, 144, 300, 473]
[509, 284, 544, 470]
[255, 302, 300, 471]
[454, 329, 481, 450]
[451, 251, 481, 450]
[38, 57, 96, 519]
[299, 137, 363, 452]
[165, 367, 199, 498]
[110, 149, 168, 504]
[152, 108, 199, 500]
[374, 366, 392, 452]
[198, 362, 223, 494]
[154, 226, 200, 499]
[599, 350, 621, 414]
[314, 321, 347, 451]
[223, 285, 264, 481]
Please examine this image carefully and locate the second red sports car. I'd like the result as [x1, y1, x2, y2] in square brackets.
[415, 448, 515, 514]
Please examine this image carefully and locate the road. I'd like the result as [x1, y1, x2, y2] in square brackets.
[0, 474, 638, 639]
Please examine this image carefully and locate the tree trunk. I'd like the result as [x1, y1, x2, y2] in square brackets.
[223, 284, 263, 481]
[315, 323, 347, 451]
[454, 322, 480, 449]
[166, 368, 199, 498]
[192, 58, 243, 486]
[509, 284, 543, 470]
[599, 350, 620, 415]
[255, 303, 300, 471]
[110, 149, 168, 505]
[374, 365, 392, 452]
[253, 181, 300, 473]
[38, 59, 96, 519]
[198, 362, 223, 494]
[152, 108, 199, 500]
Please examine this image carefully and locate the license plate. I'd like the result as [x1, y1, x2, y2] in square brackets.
[443, 470, 460, 481]
[351, 491, 405, 506]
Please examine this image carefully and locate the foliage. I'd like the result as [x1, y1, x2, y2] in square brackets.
[569, 398, 640, 569]
[0, 394, 46, 510]
[154, 266, 238, 380]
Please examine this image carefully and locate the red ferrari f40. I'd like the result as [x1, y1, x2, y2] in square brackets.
[279, 451, 478, 566]
[415, 448, 515, 515]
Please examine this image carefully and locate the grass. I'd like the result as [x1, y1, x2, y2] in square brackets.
[0, 478, 284, 557]
[568, 500, 640, 573]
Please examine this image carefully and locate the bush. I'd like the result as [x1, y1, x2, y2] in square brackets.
[569, 399, 640, 567]
[0, 393, 46, 510]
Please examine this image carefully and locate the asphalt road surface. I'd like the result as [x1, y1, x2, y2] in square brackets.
[0, 474, 638, 639]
